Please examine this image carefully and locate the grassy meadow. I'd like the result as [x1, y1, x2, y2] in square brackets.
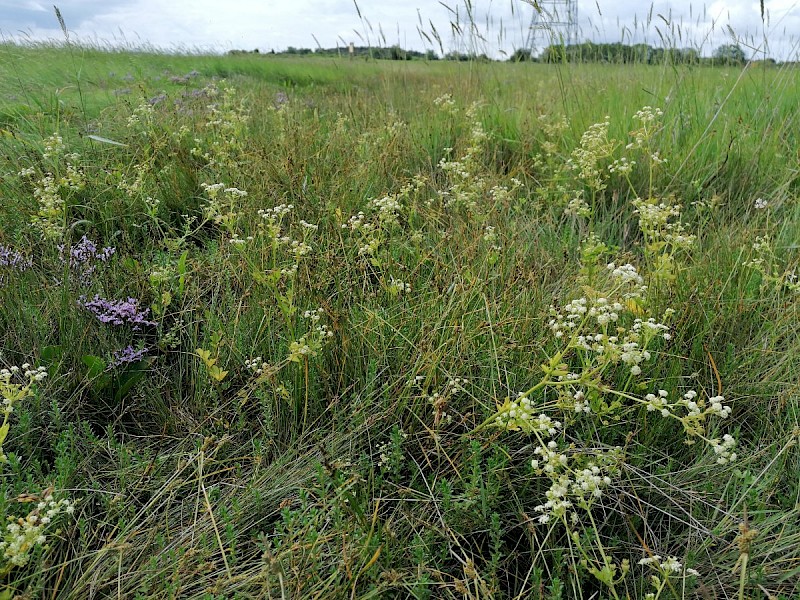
[0, 43, 799, 599]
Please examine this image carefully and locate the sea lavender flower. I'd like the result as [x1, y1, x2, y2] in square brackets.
[148, 92, 168, 105]
[107, 346, 149, 370]
[0, 245, 33, 287]
[58, 236, 115, 286]
[79, 295, 157, 329]
[0, 246, 32, 271]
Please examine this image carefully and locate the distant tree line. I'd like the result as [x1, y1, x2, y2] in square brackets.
[535, 42, 753, 66]
[228, 42, 775, 67]
[228, 46, 438, 60]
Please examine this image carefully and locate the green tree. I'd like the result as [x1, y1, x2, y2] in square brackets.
[713, 43, 746, 65]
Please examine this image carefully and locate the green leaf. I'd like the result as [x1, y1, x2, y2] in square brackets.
[177, 250, 188, 297]
[82, 355, 107, 379]
[0, 422, 10, 447]
[112, 360, 151, 403]
[41, 345, 63, 363]
[81, 355, 110, 392]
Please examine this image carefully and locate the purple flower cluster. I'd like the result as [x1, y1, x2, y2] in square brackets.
[80, 295, 157, 329]
[107, 345, 149, 370]
[58, 236, 115, 286]
[0, 244, 32, 287]
[0, 245, 33, 270]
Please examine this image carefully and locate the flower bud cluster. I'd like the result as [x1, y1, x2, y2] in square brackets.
[567, 117, 615, 191]
[711, 434, 737, 464]
[626, 106, 664, 150]
[632, 197, 696, 252]
[1, 365, 48, 462]
[389, 277, 411, 295]
[606, 262, 644, 286]
[371, 194, 402, 226]
[532, 447, 620, 523]
[287, 309, 334, 363]
[28, 135, 85, 239]
[493, 395, 563, 434]
[245, 356, 270, 376]
[645, 389, 671, 416]
[0, 495, 74, 568]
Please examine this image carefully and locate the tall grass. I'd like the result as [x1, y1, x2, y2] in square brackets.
[0, 24, 798, 600]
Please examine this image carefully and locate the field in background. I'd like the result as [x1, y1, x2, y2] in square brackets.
[0, 44, 799, 599]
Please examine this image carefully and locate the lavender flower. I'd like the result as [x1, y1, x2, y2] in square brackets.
[0, 245, 32, 287]
[107, 346, 149, 370]
[58, 236, 115, 286]
[79, 295, 157, 329]
[0, 245, 32, 271]
[149, 93, 168, 106]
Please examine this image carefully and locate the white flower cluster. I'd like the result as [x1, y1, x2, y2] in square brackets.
[564, 194, 592, 218]
[645, 389, 671, 416]
[200, 182, 245, 228]
[571, 463, 614, 500]
[708, 395, 732, 418]
[550, 296, 627, 339]
[389, 277, 411, 295]
[532, 448, 620, 523]
[482, 225, 501, 249]
[358, 238, 381, 257]
[531, 441, 568, 473]
[244, 356, 269, 376]
[626, 106, 664, 150]
[126, 101, 155, 130]
[638, 555, 699, 577]
[433, 93, 457, 113]
[0, 363, 47, 424]
[371, 194, 402, 226]
[547, 270, 672, 378]
[633, 106, 664, 126]
[711, 434, 737, 464]
[608, 156, 635, 175]
[29, 136, 84, 239]
[289, 239, 312, 258]
[299, 220, 318, 231]
[288, 309, 333, 363]
[437, 106, 491, 211]
[567, 117, 615, 191]
[377, 429, 408, 471]
[341, 211, 366, 230]
[0, 494, 74, 567]
[607, 262, 644, 286]
[493, 394, 563, 434]
[571, 389, 591, 413]
[533, 475, 572, 523]
[1, 365, 48, 458]
[643, 388, 734, 435]
[42, 133, 65, 159]
[259, 203, 294, 221]
[632, 197, 696, 251]
[288, 339, 313, 360]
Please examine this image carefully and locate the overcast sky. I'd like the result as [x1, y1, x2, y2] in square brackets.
[1, 1, 799, 59]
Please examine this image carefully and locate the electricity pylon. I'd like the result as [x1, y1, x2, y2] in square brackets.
[525, 0, 578, 55]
